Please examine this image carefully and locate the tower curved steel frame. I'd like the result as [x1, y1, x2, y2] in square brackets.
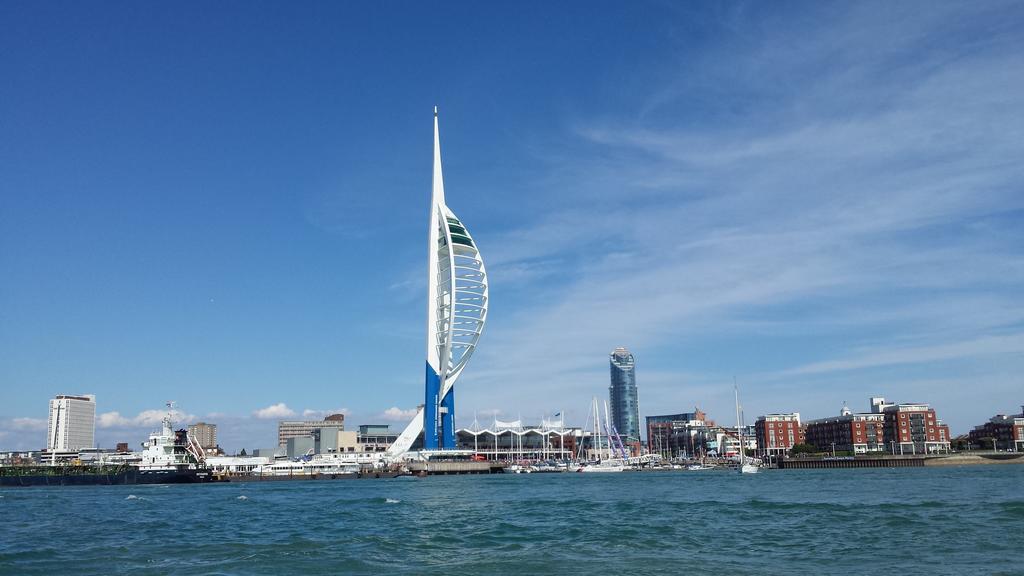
[388, 109, 488, 455]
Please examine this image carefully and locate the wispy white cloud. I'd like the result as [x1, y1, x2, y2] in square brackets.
[9, 417, 47, 431]
[96, 412, 132, 428]
[96, 409, 196, 429]
[252, 403, 296, 419]
[454, 3, 1024, 434]
[378, 407, 418, 422]
[779, 334, 1024, 377]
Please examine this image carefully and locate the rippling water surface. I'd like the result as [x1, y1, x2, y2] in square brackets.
[2, 465, 1023, 575]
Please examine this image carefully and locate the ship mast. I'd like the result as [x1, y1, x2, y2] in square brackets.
[734, 381, 743, 470]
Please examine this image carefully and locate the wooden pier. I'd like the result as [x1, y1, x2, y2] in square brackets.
[778, 456, 925, 469]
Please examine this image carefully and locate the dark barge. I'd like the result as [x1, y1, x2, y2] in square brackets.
[0, 464, 219, 487]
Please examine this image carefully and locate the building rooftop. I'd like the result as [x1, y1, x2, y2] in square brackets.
[805, 412, 885, 425]
[757, 413, 801, 421]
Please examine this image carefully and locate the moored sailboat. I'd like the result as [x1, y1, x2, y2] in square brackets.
[735, 384, 759, 474]
[577, 398, 627, 472]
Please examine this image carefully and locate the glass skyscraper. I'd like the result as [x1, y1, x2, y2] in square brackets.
[609, 347, 640, 444]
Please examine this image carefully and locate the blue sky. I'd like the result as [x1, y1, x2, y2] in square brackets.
[2, 2, 1022, 451]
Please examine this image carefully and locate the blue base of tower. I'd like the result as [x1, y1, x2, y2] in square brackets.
[424, 362, 440, 450]
[423, 362, 457, 450]
[440, 387, 455, 449]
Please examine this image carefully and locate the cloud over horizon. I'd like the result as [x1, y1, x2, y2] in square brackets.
[96, 409, 198, 429]
[252, 403, 296, 420]
[379, 407, 418, 422]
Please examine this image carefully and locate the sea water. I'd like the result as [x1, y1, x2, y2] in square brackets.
[2, 465, 1022, 575]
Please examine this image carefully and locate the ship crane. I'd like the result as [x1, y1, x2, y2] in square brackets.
[165, 401, 206, 465]
[185, 433, 206, 465]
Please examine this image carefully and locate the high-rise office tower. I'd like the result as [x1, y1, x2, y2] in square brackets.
[46, 394, 96, 452]
[609, 348, 640, 444]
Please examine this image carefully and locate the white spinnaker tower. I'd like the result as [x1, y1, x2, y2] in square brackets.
[387, 109, 488, 457]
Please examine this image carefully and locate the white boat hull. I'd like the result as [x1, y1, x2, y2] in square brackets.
[578, 464, 625, 473]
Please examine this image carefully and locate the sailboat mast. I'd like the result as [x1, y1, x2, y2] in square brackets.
[734, 382, 743, 469]
[740, 408, 747, 464]
[603, 400, 613, 460]
[576, 404, 590, 462]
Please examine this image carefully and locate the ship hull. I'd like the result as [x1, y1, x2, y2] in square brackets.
[0, 468, 218, 487]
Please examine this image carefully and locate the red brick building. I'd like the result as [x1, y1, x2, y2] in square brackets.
[805, 409, 886, 454]
[755, 413, 802, 457]
[881, 402, 950, 454]
[969, 406, 1024, 451]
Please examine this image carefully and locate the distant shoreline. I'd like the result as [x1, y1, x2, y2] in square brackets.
[923, 453, 1024, 467]
[778, 452, 1024, 469]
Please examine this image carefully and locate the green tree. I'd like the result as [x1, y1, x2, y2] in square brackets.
[789, 443, 818, 456]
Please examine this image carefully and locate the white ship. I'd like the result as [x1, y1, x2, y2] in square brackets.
[133, 403, 216, 483]
[262, 460, 362, 477]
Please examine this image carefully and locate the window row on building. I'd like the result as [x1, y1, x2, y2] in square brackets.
[795, 397, 951, 456]
[968, 407, 1024, 451]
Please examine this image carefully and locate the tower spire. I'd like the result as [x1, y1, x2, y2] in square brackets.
[432, 106, 445, 205]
